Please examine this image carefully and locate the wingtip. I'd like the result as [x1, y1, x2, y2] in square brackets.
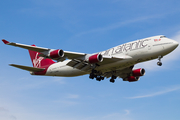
[2, 39, 10, 44]
[9, 64, 15, 67]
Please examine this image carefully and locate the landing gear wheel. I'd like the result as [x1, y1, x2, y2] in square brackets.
[89, 73, 95, 79]
[101, 76, 104, 80]
[96, 77, 101, 81]
[157, 62, 162, 66]
[110, 79, 115, 83]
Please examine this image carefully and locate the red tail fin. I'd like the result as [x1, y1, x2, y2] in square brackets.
[28, 45, 55, 68]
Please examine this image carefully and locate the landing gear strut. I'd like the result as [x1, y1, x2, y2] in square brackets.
[89, 69, 97, 79]
[157, 56, 163, 66]
[89, 69, 104, 81]
[110, 75, 117, 83]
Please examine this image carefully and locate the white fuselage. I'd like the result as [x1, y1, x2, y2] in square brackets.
[44, 36, 179, 77]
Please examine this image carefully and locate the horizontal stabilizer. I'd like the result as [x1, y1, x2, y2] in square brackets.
[9, 64, 45, 72]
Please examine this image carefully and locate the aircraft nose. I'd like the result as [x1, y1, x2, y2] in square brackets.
[172, 40, 179, 48]
[162, 39, 179, 55]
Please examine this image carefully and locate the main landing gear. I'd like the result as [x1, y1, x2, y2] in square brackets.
[110, 75, 117, 83]
[89, 69, 104, 81]
[157, 56, 163, 66]
[89, 69, 117, 83]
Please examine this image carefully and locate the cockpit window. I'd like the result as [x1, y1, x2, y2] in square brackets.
[160, 36, 167, 38]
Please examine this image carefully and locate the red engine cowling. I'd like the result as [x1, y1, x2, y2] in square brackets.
[87, 54, 103, 64]
[127, 76, 140, 82]
[132, 68, 145, 77]
[49, 49, 64, 59]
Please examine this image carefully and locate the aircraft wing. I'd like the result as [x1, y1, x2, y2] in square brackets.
[63, 51, 86, 59]
[2, 39, 86, 60]
[66, 54, 132, 71]
[102, 54, 132, 64]
[103, 66, 133, 78]
[2, 40, 49, 52]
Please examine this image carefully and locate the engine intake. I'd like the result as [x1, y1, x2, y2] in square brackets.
[49, 49, 64, 59]
[87, 54, 103, 64]
[132, 68, 145, 77]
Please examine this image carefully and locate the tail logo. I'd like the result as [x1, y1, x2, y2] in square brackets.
[33, 53, 44, 68]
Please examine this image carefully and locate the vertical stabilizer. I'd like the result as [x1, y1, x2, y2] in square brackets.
[28, 45, 55, 68]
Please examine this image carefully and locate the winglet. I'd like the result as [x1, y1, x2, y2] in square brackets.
[2, 39, 10, 44]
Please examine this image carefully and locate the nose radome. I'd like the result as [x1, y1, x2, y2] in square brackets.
[172, 40, 179, 48]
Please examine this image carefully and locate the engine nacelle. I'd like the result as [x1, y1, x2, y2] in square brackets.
[132, 68, 145, 77]
[49, 49, 64, 59]
[127, 76, 140, 82]
[87, 54, 103, 64]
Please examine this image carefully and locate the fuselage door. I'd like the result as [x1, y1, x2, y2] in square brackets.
[148, 44, 151, 50]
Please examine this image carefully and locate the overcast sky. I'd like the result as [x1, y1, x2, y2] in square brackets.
[1, 0, 180, 120]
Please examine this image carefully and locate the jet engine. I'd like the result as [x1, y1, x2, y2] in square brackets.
[127, 76, 140, 82]
[87, 54, 103, 64]
[49, 49, 64, 59]
[132, 68, 145, 77]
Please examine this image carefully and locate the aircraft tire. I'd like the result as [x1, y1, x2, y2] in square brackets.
[157, 62, 162, 66]
[110, 79, 115, 83]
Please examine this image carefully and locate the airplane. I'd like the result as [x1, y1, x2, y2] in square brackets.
[2, 35, 179, 83]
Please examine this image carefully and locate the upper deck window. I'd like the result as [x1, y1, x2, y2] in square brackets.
[160, 36, 167, 38]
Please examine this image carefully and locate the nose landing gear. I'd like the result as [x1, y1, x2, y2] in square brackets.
[157, 56, 163, 66]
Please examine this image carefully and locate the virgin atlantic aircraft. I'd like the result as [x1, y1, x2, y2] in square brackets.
[2, 35, 179, 83]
